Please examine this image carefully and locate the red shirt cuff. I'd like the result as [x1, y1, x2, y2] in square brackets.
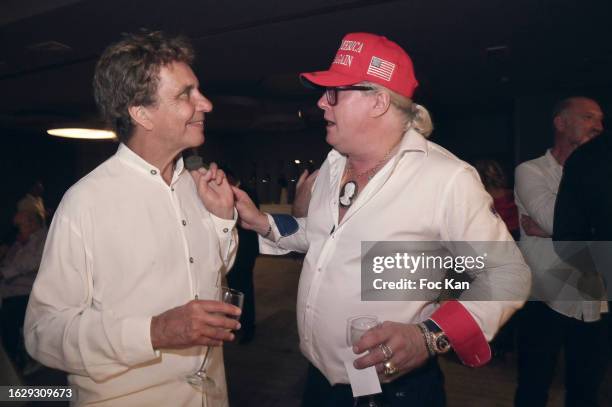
[430, 300, 491, 367]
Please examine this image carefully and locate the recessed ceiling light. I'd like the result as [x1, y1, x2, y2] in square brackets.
[485, 45, 508, 52]
[27, 41, 72, 52]
[47, 128, 116, 140]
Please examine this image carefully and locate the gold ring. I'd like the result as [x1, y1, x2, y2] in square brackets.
[383, 360, 399, 377]
[379, 343, 393, 361]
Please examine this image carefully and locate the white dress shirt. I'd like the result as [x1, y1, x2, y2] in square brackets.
[25, 144, 237, 406]
[515, 149, 607, 321]
[261, 129, 530, 384]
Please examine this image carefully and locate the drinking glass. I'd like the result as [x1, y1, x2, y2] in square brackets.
[186, 287, 244, 391]
[346, 315, 381, 407]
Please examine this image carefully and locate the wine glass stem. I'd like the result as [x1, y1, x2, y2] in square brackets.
[195, 346, 212, 374]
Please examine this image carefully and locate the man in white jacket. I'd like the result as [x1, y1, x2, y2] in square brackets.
[24, 31, 241, 406]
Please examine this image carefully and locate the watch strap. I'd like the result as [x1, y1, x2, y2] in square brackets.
[423, 318, 442, 334]
[417, 322, 436, 357]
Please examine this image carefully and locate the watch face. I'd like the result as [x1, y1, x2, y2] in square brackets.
[435, 335, 451, 353]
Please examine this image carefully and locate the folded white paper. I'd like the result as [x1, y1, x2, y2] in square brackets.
[341, 347, 382, 397]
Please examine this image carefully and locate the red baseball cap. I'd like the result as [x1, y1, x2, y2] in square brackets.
[300, 32, 418, 98]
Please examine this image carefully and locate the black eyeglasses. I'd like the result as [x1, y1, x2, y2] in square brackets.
[325, 86, 374, 106]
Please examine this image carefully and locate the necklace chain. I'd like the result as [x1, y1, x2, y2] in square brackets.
[345, 144, 398, 181]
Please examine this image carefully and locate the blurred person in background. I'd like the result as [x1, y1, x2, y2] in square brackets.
[0, 194, 47, 371]
[514, 96, 605, 407]
[474, 159, 519, 241]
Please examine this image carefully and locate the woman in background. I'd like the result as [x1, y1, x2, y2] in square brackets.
[474, 159, 520, 241]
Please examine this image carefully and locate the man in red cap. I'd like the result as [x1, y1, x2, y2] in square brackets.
[233, 32, 529, 406]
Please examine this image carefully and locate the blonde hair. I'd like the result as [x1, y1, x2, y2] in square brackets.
[362, 82, 433, 138]
[17, 195, 46, 226]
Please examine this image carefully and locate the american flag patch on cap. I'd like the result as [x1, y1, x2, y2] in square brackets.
[367, 56, 395, 81]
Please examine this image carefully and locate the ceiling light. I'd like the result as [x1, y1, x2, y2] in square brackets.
[27, 41, 72, 52]
[47, 128, 116, 140]
[485, 45, 508, 52]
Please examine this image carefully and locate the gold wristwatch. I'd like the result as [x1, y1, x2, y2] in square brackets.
[418, 319, 451, 356]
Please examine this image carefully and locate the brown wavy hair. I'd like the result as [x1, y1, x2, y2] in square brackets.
[93, 30, 194, 142]
[473, 159, 508, 190]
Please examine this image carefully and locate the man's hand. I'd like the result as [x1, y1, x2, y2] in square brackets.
[353, 321, 429, 383]
[150, 299, 241, 349]
[521, 215, 550, 237]
[292, 169, 319, 217]
[232, 186, 271, 236]
[190, 162, 234, 220]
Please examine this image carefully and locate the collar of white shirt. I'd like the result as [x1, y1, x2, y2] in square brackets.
[327, 128, 429, 168]
[544, 148, 562, 170]
[115, 143, 185, 186]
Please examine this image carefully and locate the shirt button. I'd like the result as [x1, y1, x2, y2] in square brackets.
[171, 187, 175, 192]
[223, 228, 229, 233]
[317, 267, 322, 272]
[182, 220, 187, 226]
[150, 169, 157, 175]
[189, 257, 194, 263]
